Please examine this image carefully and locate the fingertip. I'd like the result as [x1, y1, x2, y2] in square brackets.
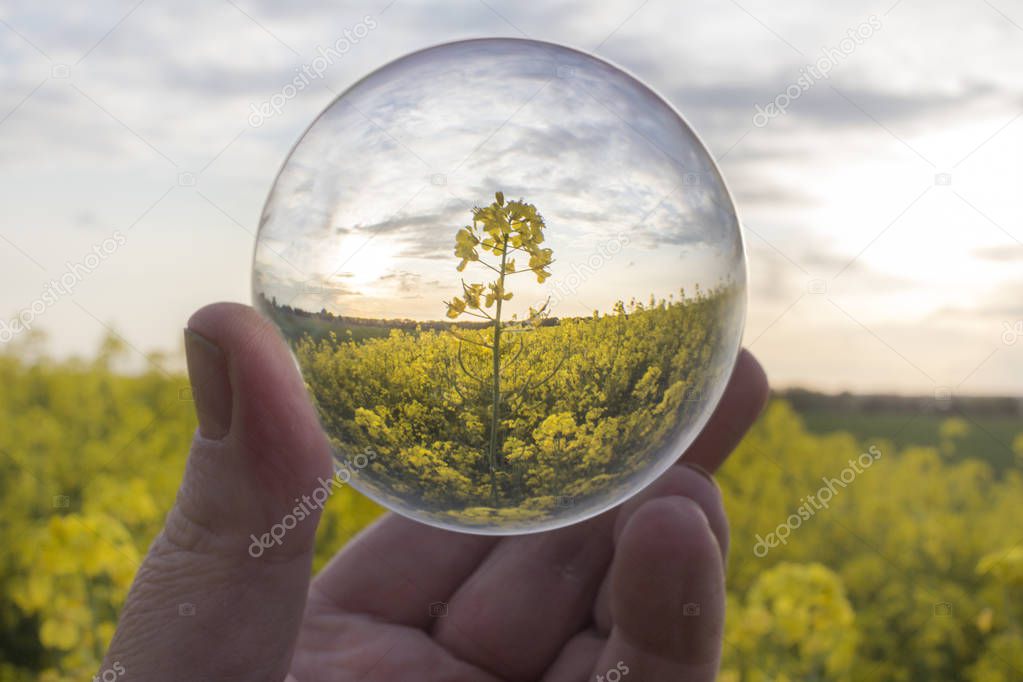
[187, 302, 280, 365]
[616, 495, 720, 575]
[614, 464, 729, 561]
[611, 496, 725, 665]
[735, 348, 769, 420]
[681, 348, 770, 473]
[185, 302, 332, 498]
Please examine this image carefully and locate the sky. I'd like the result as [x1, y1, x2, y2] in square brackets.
[1, 0, 1021, 396]
[253, 37, 744, 323]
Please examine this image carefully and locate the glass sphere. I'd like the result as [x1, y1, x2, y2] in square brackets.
[252, 38, 746, 534]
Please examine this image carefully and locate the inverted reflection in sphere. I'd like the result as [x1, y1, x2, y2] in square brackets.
[253, 38, 746, 534]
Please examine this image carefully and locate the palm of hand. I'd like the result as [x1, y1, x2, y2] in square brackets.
[291, 459, 729, 682]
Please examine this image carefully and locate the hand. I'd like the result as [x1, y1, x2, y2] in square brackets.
[101, 303, 767, 681]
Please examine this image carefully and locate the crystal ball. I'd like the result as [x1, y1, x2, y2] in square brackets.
[252, 38, 746, 534]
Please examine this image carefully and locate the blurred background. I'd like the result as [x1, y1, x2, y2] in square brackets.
[1, 0, 1021, 680]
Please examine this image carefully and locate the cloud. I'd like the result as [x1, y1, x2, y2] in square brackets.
[3, 0, 1021, 393]
[254, 36, 745, 301]
[974, 244, 1023, 262]
[379, 269, 442, 295]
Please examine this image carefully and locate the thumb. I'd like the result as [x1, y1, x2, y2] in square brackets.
[102, 302, 334, 681]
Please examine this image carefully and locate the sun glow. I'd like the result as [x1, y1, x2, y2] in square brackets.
[326, 235, 396, 292]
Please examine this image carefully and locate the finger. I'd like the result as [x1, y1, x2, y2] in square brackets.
[682, 349, 769, 473]
[594, 463, 728, 635]
[592, 496, 725, 682]
[615, 464, 728, 557]
[433, 513, 617, 681]
[541, 630, 605, 682]
[101, 302, 334, 681]
[309, 512, 498, 628]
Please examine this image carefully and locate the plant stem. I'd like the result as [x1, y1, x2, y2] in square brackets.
[487, 235, 509, 503]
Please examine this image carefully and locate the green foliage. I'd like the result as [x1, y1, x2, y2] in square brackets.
[718, 401, 1023, 681]
[0, 340, 381, 681]
[293, 288, 733, 528]
[727, 562, 858, 680]
[794, 407, 1021, 474]
[2, 336, 1022, 680]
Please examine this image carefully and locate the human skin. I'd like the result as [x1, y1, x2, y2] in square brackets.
[100, 302, 768, 681]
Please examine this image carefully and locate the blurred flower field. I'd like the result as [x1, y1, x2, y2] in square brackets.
[1, 335, 1021, 681]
